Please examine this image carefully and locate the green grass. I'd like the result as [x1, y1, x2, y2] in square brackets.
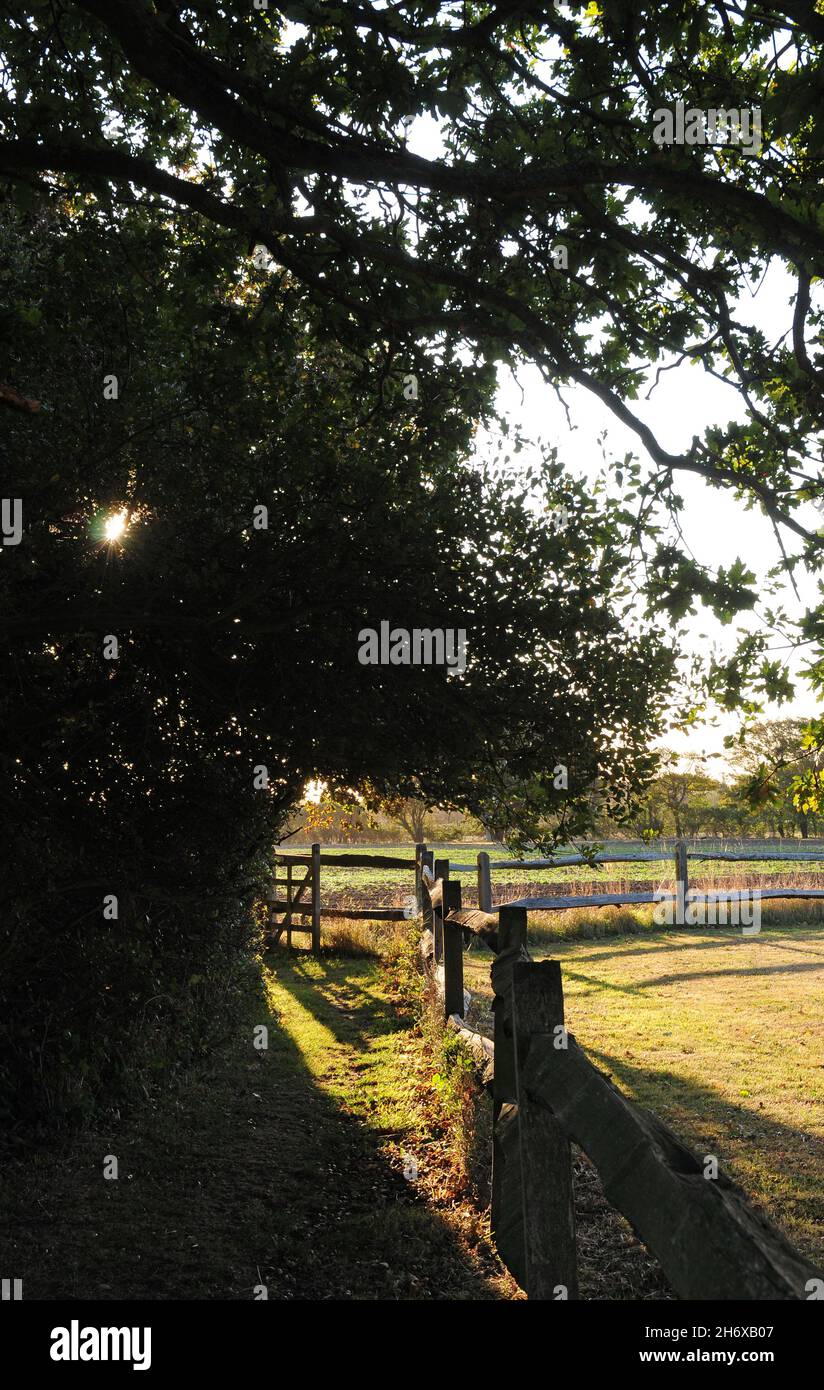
[463, 920, 824, 1264]
[2, 945, 512, 1300]
[260, 952, 418, 1133]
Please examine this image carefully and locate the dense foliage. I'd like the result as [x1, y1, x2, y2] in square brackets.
[3, 0, 824, 1130]
[2, 1, 823, 694]
[0, 194, 671, 1129]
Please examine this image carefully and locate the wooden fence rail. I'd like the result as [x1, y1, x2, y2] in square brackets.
[420, 870, 823, 1301]
[269, 838, 824, 951]
[268, 842, 433, 952]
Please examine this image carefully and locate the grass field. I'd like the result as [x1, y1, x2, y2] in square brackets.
[277, 843, 824, 1277]
[463, 921, 824, 1265]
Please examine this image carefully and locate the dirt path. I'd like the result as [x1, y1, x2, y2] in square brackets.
[1, 950, 511, 1300]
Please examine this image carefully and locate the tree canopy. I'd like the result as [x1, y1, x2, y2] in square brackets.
[3, 1, 824, 1128]
[3, 1, 823, 702]
[4, 3, 824, 543]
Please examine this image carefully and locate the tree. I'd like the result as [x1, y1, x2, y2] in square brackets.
[5, 2, 823, 1131]
[728, 717, 824, 836]
[298, 789, 373, 844]
[642, 754, 721, 837]
[2, 1, 823, 714]
[363, 794, 430, 845]
[0, 192, 674, 1127]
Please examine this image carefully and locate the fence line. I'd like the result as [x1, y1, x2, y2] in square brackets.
[419, 871, 822, 1301]
[267, 839, 822, 1294]
[470, 838, 824, 921]
[268, 838, 824, 950]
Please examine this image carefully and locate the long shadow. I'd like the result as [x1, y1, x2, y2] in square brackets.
[577, 1044, 823, 1263]
[539, 922, 824, 968]
[560, 969, 643, 998]
[274, 949, 411, 1051]
[635, 959, 823, 989]
[1, 957, 500, 1301]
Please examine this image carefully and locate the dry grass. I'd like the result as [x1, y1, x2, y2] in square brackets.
[464, 919, 824, 1264]
[523, 895, 824, 946]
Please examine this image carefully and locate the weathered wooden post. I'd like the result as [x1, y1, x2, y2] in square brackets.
[511, 959, 579, 1299]
[442, 880, 464, 1021]
[675, 839, 689, 925]
[420, 848, 435, 935]
[433, 857, 449, 962]
[311, 842, 321, 954]
[490, 904, 529, 1286]
[286, 861, 293, 948]
[415, 842, 427, 910]
[267, 856, 276, 939]
[477, 850, 493, 913]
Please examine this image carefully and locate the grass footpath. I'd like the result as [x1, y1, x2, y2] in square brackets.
[1, 938, 514, 1301]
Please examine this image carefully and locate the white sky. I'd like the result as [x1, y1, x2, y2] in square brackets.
[481, 268, 822, 769]
[404, 105, 822, 775]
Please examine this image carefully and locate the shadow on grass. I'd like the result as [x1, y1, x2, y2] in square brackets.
[0, 952, 501, 1301]
[279, 953, 414, 1052]
[531, 922, 824, 968]
[578, 1044, 824, 1264]
[636, 959, 823, 989]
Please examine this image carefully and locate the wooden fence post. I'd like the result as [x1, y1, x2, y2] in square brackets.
[492, 905, 527, 1105]
[477, 850, 492, 912]
[512, 960, 579, 1300]
[267, 858, 276, 940]
[490, 904, 529, 1286]
[415, 842, 427, 910]
[675, 840, 689, 925]
[286, 861, 293, 948]
[442, 880, 464, 1021]
[421, 849, 434, 934]
[311, 842, 321, 954]
[433, 857, 449, 962]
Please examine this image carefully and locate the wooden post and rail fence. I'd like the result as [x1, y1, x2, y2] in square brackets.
[419, 866, 823, 1302]
[265, 835, 824, 1299]
[267, 836, 824, 952]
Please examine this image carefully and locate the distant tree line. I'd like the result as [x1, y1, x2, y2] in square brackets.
[627, 721, 824, 842]
[292, 720, 824, 846]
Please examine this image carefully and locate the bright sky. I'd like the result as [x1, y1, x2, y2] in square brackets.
[279, 52, 824, 775]
[404, 100, 822, 775]
[484, 265, 822, 767]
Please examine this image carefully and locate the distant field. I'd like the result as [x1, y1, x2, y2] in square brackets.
[289, 840, 824, 902]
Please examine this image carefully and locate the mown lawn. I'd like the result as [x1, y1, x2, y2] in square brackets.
[463, 922, 824, 1264]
